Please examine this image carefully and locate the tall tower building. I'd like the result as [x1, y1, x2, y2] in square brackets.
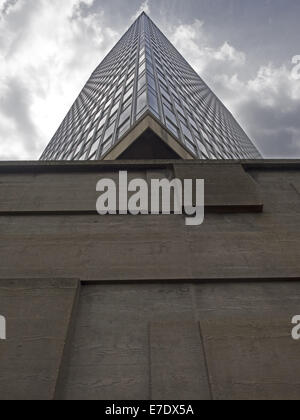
[4, 12, 300, 403]
[40, 12, 261, 161]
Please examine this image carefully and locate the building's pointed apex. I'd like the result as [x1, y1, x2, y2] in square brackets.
[138, 10, 149, 20]
[41, 11, 261, 161]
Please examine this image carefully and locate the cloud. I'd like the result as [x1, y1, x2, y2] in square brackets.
[167, 19, 300, 158]
[0, 0, 119, 160]
[0, 76, 39, 160]
[1, 2, 299, 160]
[214, 42, 246, 66]
[208, 64, 300, 157]
[0, 0, 18, 16]
[169, 20, 246, 75]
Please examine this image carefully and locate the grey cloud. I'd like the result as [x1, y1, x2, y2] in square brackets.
[0, 0, 300, 160]
[238, 99, 300, 158]
[0, 0, 18, 16]
[0, 77, 39, 152]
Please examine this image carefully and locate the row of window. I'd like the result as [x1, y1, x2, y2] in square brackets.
[41, 14, 259, 161]
[43, 22, 151, 160]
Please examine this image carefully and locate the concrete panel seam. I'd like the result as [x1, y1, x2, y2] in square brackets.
[54, 280, 81, 400]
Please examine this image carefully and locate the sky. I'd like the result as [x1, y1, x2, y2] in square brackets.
[0, 0, 300, 160]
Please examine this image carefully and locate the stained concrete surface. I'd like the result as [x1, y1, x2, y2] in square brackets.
[0, 279, 79, 400]
[58, 282, 300, 400]
[0, 160, 299, 400]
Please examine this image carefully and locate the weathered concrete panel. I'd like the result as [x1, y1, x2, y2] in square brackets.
[0, 211, 299, 281]
[200, 318, 300, 400]
[174, 163, 263, 211]
[58, 283, 209, 400]
[58, 281, 300, 401]
[0, 170, 152, 213]
[0, 215, 190, 281]
[150, 321, 211, 400]
[0, 161, 300, 400]
[194, 282, 300, 400]
[0, 279, 79, 400]
[0, 162, 265, 214]
[248, 169, 300, 214]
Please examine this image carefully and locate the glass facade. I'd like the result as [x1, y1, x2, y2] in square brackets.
[40, 13, 261, 161]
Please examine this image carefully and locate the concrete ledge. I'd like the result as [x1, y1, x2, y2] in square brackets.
[0, 159, 300, 174]
[0, 160, 299, 283]
[174, 162, 263, 211]
[0, 160, 264, 214]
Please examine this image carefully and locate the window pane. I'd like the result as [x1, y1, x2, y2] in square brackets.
[163, 105, 177, 125]
[110, 101, 120, 116]
[94, 109, 101, 122]
[136, 90, 147, 116]
[86, 129, 95, 142]
[147, 74, 156, 91]
[101, 136, 113, 155]
[118, 117, 131, 139]
[98, 115, 107, 131]
[88, 140, 99, 158]
[103, 122, 115, 142]
[119, 105, 131, 126]
[149, 91, 159, 115]
[181, 122, 193, 141]
[123, 86, 133, 102]
[185, 138, 197, 155]
[166, 118, 179, 137]
[74, 140, 83, 155]
[139, 61, 146, 75]
[138, 74, 146, 92]
[108, 112, 117, 126]
[196, 139, 208, 155]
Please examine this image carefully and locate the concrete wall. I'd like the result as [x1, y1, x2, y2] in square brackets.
[0, 160, 300, 400]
